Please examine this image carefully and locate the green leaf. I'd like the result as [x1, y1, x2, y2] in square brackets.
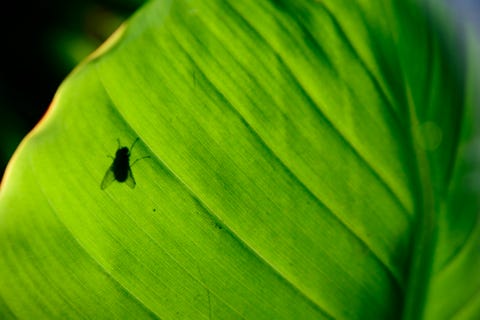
[0, 0, 478, 319]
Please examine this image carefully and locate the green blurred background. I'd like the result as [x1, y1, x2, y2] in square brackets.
[0, 0, 477, 182]
[0, 0, 145, 181]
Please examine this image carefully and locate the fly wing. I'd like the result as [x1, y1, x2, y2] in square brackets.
[124, 167, 136, 189]
[101, 165, 116, 190]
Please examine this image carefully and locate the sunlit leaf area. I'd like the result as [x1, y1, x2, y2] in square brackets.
[0, 0, 479, 319]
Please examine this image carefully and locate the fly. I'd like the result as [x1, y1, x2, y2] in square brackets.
[101, 138, 149, 190]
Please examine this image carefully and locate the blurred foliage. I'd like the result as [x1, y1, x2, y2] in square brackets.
[0, 0, 145, 180]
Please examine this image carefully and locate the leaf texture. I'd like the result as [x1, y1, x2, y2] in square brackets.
[0, 0, 478, 319]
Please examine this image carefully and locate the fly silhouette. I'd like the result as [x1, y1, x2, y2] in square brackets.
[101, 138, 149, 190]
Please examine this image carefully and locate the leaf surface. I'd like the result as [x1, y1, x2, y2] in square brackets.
[0, 0, 478, 319]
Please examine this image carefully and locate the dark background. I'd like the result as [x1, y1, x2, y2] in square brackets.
[0, 0, 478, 181]
[0, 0, 144, 180]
